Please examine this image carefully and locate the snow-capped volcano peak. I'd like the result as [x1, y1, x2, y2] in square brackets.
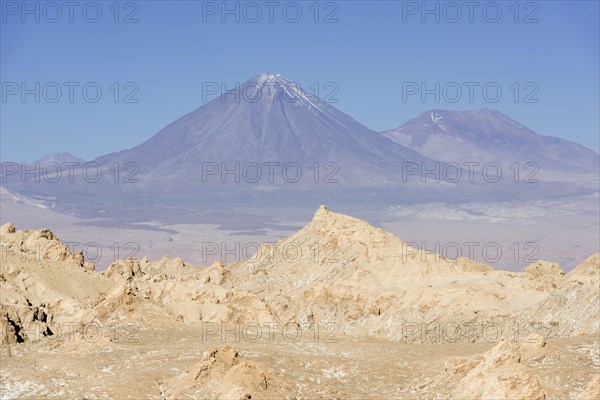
[239, 73, 331, 115]
[247, 73, 299, 95]
[254, 72, 291, 85]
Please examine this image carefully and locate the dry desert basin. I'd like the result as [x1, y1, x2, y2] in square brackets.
[1, 206, 599, 399]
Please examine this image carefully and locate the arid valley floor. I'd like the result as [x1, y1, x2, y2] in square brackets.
[1, 206, 599, 399]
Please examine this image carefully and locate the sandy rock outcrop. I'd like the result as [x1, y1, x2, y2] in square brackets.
[523, 260, 565, 289]
[0, 223, 114, 344]
[446, 339, 547, 399]
[227, 206, 559, 341]
[163, 346, 292, 399]
[516, 254, 600, 337]
[83, 257, 275, 328]
[567, 253, 600, 282]
[0, 222, 276, 348]
[2, 212, 598, 351]
[1, 222, 94, 271]
[0, 303, 53, 344]
[575, 374, 600, 400]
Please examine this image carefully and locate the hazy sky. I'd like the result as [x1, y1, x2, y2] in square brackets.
[1, 0, 599, 162]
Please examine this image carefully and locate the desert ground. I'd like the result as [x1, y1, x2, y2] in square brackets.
[1, 206, 599, 399]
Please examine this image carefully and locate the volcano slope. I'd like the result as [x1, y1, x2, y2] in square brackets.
[0, 208, 598, 399]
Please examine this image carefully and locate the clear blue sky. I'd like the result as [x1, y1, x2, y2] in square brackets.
[1, 0, 599, 162]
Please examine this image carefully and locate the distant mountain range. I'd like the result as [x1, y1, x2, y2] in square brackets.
[35, 152, 86, 166]
[1, 73, 598, 219]
[382, 109, 598, 174]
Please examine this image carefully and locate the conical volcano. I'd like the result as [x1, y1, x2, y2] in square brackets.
[94, 73, 431, 189]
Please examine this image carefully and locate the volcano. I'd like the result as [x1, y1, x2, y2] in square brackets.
[94, 73, 430, 190]
[382, 109, 599, 174]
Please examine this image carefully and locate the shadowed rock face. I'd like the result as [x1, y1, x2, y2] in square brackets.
[382, 108, 600, 173]
[93, 73, 431, 190]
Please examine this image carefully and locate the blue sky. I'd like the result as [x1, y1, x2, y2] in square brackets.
[1, 0, 599, 162]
